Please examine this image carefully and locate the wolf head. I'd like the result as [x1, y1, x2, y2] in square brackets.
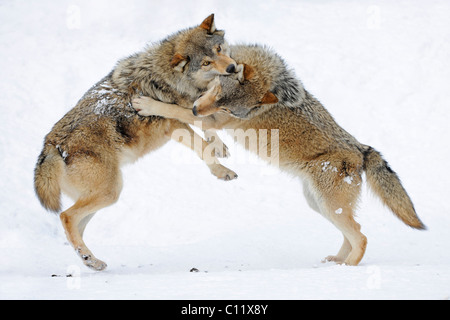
[191, 44, 306, 118]
[192, 63, 278, 118]
[170, 14, 237, 89]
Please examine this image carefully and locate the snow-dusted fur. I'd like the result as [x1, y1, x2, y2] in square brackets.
[33, 14, 238, 271]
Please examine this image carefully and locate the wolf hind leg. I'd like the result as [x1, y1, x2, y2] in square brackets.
[302, 181, 321, 214]
[323, 237, 352, 264]
[303, 181, 353, 264]
[61, 195, 120, 271]
[321, 184, 367, 266]
[60, 195, 118, 271]
[60, 161, 122, 271]
[326, 210, 367, 266]
[318, 197, 366, 265]
[78, 212, 96, 238]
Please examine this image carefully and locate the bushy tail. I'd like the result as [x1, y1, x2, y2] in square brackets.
[363, 146, 426, 230]
[34, 145, 64, 213]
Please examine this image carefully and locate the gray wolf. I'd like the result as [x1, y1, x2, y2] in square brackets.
[34, 14, 237, 271]
[133, 44, 425, 266]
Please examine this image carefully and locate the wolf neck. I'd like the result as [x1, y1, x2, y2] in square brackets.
[271, 69, 306, 109]
[247, 70, 306, 119]
[111, 41, 200, 104]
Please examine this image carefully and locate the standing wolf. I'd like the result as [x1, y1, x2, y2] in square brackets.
[34, 14, 237, 271]
[133, 44, 425, 266]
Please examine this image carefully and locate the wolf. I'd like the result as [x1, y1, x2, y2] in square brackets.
[133, 44, 425, 266]
[34, 14, 238, 271]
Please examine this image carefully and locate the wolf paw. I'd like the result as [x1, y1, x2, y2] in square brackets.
[210, 164, 238, 181]
[132, 96, 157, 116]
[81, 254, 108, 271]
[322, 255, 345, 265]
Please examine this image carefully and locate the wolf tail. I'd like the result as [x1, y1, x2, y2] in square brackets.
[34, 145, 65, 213]
[362, 146, 426, 230]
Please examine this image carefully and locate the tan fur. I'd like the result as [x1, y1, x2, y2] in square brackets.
[363, 147, 423, 229]
[34, 15, 238, 271]
[260, 91, 278, 105]
[199, 13, 216, 34]
[133, 44, 425, 266]
[34, 145, 65, 212]
[193, 77, 223, 116]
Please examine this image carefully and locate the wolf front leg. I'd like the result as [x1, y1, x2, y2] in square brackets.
[165, 120, 237, 181]
[203, 130, 230, 158]
[134, 96, 230, 158]
[133, 96, 221, 130]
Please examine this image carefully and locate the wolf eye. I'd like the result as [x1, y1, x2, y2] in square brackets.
[217, 45, 222, 53]
[202, 61, 211, 67]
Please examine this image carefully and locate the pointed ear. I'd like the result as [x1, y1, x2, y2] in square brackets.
[171, 53, 189, 72]
[237, 64, 255, 83]
[243, 64, 255, 81]
[260, 91, 278, 105]
[199, 14, 216, 34]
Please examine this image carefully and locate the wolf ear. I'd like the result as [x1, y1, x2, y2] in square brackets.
[237, 64, 255, 84]
[200, 14, 216, 34]
[260, 91, 278, 105]
[171, 53, 189, 72]
[243, 64, 255, 81]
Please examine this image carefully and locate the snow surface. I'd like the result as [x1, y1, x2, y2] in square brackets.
[1, 0, 450, 300]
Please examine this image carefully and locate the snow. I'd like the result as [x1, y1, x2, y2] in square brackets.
[344, 176, 353, 185]
[1, 0, 450, 300]
[321, 161, 331, 172]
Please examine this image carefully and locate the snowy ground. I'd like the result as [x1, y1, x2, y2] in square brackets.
[1, 0, 449, 300]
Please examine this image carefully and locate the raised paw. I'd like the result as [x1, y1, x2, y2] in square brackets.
[132, 96, 157, 117]
[210, 164, 238, 181]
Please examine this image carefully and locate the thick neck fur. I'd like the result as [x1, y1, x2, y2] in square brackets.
[230, 45, 360, 147]
[233, 44, 305, 108]
[111, 29, 201, 104]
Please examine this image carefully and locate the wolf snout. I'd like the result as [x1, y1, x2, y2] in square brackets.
[192, 105, 199, 116]
[226, 64, 236, 74]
